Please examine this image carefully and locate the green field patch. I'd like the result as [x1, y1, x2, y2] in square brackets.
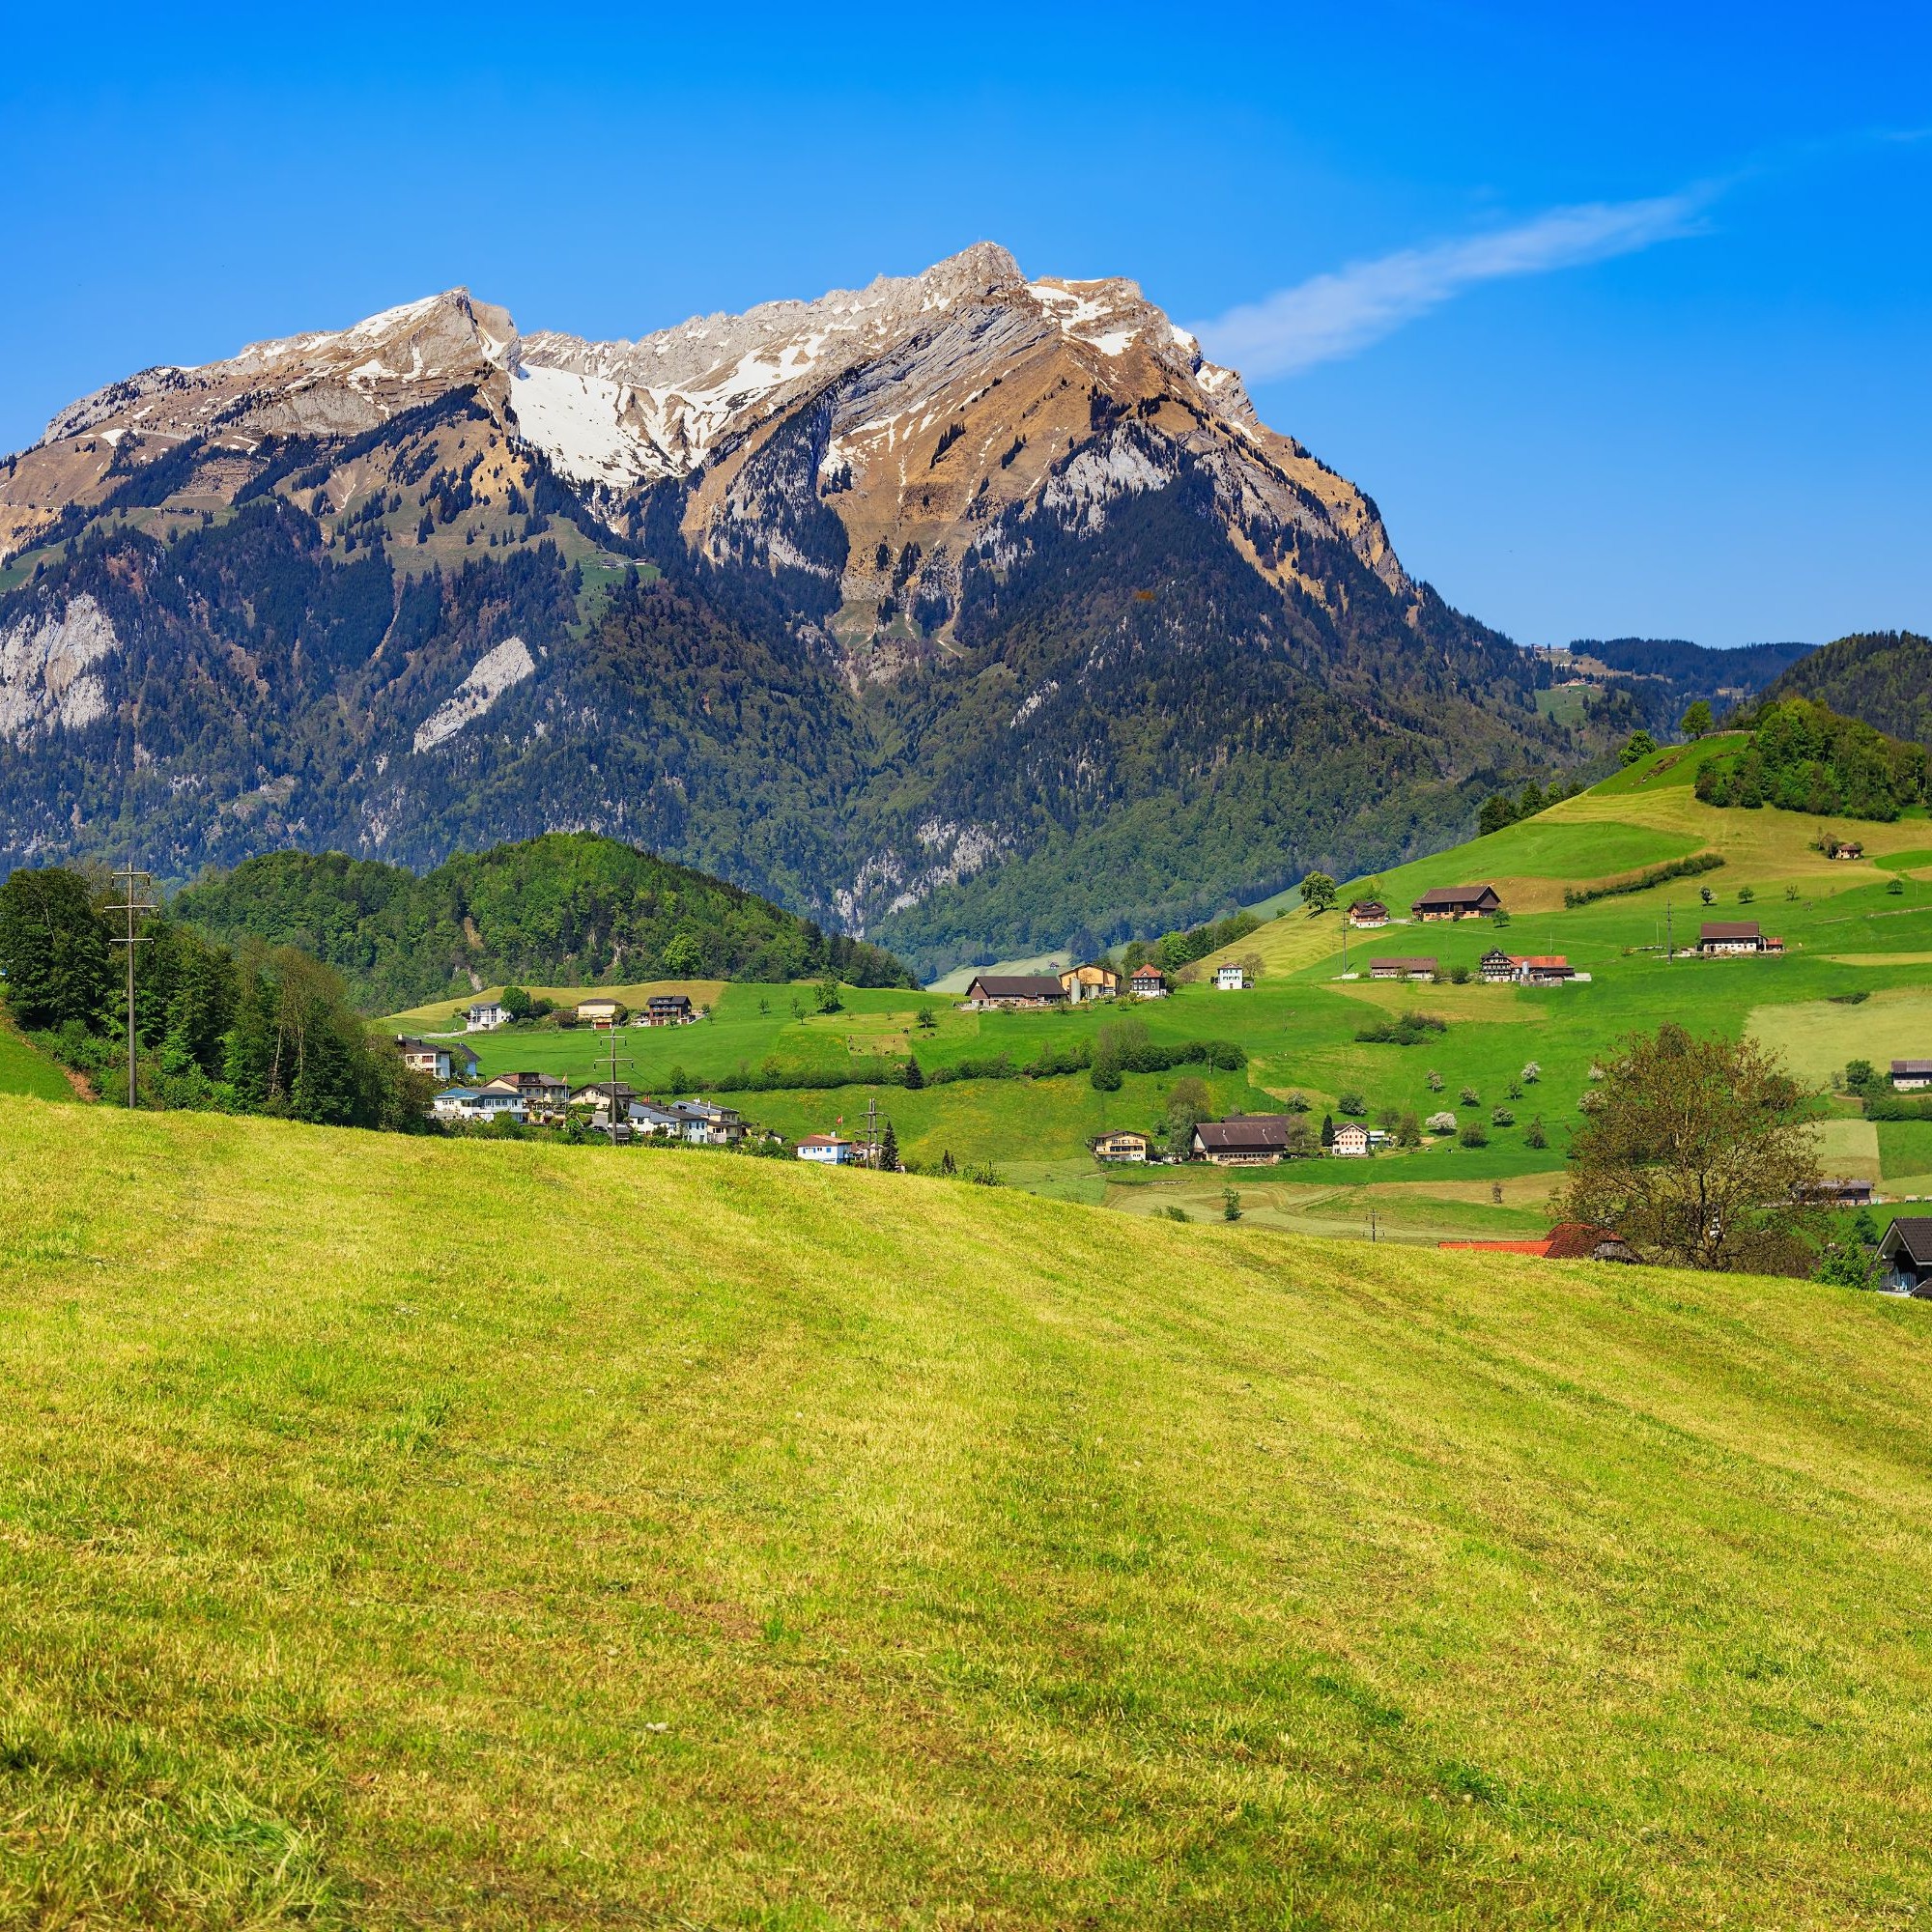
[1814, 1118, 1881, 1178]
[1879, 1122, 1932, 1180]
[0, 1023, 75, 1103]
[1748, 988, 1932, 1090]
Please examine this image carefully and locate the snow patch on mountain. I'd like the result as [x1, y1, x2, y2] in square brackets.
[508, 365, 659, 486]
[413, 637, 536, 753]
[0, 594, 118, 742]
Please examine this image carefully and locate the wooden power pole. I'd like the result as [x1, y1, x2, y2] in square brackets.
[105, 863, 156, 1109]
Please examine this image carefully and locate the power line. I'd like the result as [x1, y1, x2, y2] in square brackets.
[104, 862, 157, 1109]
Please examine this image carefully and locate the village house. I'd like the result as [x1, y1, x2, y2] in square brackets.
[1810, 1177, 1878, 1208]
[1330, 1122, 1372, 1157]
[1411, 884, 1503, 921]
[570, 1079, 640, 1111]
[960, 974, 1067, 1010]
[575, 997, 628, 1029]
[1091, 1129, 1150, 1163]
[1214, 964, 1248, 991]
[642, 993, 696, 1026]
[1827, 839, 1864, 860]
[1697, 921, 1778, 956]
[495, 1070, 571, 1120]
[665, 1099, 747, 1147]
[1059, 962, 1121, 1003]
[1881, 1218, 1932, 1294]
[432, 1079, 528, 1125]
[1347, 899, 1390, 927]
[1439, 1222, 1638, 1264]
[465, 1001, 509, 1032]
[1478, 949, 1516, 983]
[796, 1133, 861, 1164]
[1892, 1059, 1932, 1092]
[1370, 956, 1437, 982]
[393, 1037, 479, 1084]
[1128, 964, 1168, 998]
[1192, 1115, 1296, 1165]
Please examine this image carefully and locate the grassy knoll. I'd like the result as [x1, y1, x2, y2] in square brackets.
[8, 1103, 1932, 1923]
[0, 1019, 76, 1102]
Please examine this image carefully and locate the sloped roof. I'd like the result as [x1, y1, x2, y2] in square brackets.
[1882, 1218, 1932, 1265]
[967, 975, 1066, 998]
[1699, 921, 1762, 941]
[1892, 1060, 1932, 1077]
[1194, 1116, 1293, 1151]
[1413, 884, 1499, 907]
[1369, 956, 1437, 973]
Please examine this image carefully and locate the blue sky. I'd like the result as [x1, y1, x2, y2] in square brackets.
[4, 2, 1927, 648]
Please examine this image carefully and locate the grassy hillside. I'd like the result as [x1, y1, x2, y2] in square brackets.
[0, 1020, 72, 1103]
[7, 1102, 1932, 1924]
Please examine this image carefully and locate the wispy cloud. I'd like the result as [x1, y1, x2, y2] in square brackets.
[1193, 189, 1715, 379]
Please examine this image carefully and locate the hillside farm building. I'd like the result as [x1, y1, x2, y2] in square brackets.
[1893, 1060, 1932, 1092]
[1330, 1122, 1371, 1157]
[1881, 1218, 1932, 1294]
[576, 998, 627, 1028]
[1479, 949, 1515, 983]
[1347, 900, 1390, 926]
[394, 1037, 478, 1084]
[1091, 1130, 1150, 1162]
[1697, 922, 1779, 955]
[1059, 962, 1120, 1003]
[1370, 956, 1436, 981]
[1192, 1116, 1296, 1165]
[1440, 1222, 1637, 1264]
[1214, 964, 1248, 991]
[1129, 965, 1168, 998]
[1411, 884, 1502, 921]
[796, 1134, 861, 1165]
[643, 994, 696, 1026]
[465, 1001, 508, 1031]
[961, 975, 1067, 1010]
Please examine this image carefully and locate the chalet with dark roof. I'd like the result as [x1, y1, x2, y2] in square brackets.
[1697, 921, 1776, 955]
[1892, 1059, 1932, 1092]
[1369, 956, 1436, 981]
[1881, 1218, 1932, 1295]
[1347, 899, 1389, 927]
[1411, 884, 1503, 921]
[961, 974, 1067, 1010]
[1192, 1115, 1297, 1165]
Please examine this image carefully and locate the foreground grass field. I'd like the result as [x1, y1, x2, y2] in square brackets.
[7, 1103, 1932, 1924]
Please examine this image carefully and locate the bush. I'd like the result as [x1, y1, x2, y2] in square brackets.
[1459, 1123, 1490, 1149]
[1356, 1010, 1448, 1046]
[1564, 850, 1723, 909]
[1338, 1090, 1367, 1117]
[1523, 1115, 1548, 1149]
[1426, 1111, 1459, 1135]
[1448, 964, 1471, 985]
[1396, 1112, 1422, 1148]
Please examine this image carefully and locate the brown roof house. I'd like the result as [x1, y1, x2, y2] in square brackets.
[1059, 962, 1121, 1003]
[1128, 964, 1168, 998]
[1091, 1130, 1150, 1163]
[1370, 956, 1437, 981]
[1192, 1115, 1299, 1165]
[1881, 1218, 1932, 1295]
[1697, 921, 1776, 955]
[1347, 899, 1390, 926]
[1411, 884, 1503, 921]
[1891, 1059, 1932, 1092]
[961, 974, 1067, 1010]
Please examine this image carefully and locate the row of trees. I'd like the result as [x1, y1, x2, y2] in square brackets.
[0, 867, 429, 1128]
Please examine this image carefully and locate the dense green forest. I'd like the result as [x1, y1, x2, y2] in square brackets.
[1693, 696, 1927, 820]
[1764, 632, 1932, 751]
[0, 867, 429, 1128]
[171, 834, 916, 1012]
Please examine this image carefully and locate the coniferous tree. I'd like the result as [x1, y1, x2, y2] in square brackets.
[0, 867, 113, 1031]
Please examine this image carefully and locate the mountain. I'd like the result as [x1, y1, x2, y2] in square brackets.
[170, 834, 915, 1013]
[1760, 631, 1932, 750]
[0, 246, 1583, 974]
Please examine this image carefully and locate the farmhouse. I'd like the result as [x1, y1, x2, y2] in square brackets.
[1478, 949, 1516, 983]
[1811, 1178, 1878, 1208]
[1330, 1122, 1372, 1157]
[576, 998, 628, 1028]
[1828, 839, 1864, 860]
[1892, 1060, 1932, 1092]
[1129, 964, 1168, 998]
[1192, 1115, 1296, 1165]
[1059, 962, 1120, 1003]
[961, 974, 1067, 1010]
[466, 1001, 508, 1031]
[1515, 954, 1575, 986]
[1091, 1129, 1150, 1162]
[1411, 884, 1503, 921]
[1697, 921, 1776, 955]
[796, 1133, 861, 1165]
[643, 994, 696, 1026]
[1347, 899, 1390, 926]
[1370, 956, 1437, 981]
[1880, 1218, 1932, 1294]
[1214, 964, 1248, 991]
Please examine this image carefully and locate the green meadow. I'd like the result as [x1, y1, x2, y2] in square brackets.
[8, 1101, 1932, 1923]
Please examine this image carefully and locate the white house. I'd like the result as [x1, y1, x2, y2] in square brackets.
[432, 1080, 527, 1124]
[466, 1001, 509, 1032]
[1214, 964, 1248, 991]
[797, 1133, 861, 1164]
[1893, 1059, 1932, 1092]
[1331, 1122, 1372, 1157]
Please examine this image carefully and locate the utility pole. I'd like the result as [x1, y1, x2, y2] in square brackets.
[1367, 1206, 1378, 1244]
[1340, 902, 1349, 978]
[105, 862, 156, 1109]
[1665, 899, 1673, 964]
[866, 1094, 880, 1169]
[600, 1025, 634, 1139]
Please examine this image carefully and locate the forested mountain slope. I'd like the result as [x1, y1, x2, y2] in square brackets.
[2, 249, 1602, 973]
[1763, 631, 1932, 750]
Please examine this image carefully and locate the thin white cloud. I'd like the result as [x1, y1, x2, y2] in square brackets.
[1194, 190, 1714, 379]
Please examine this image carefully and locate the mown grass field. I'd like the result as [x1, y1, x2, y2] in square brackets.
[7, 1101, 1932, 1924]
